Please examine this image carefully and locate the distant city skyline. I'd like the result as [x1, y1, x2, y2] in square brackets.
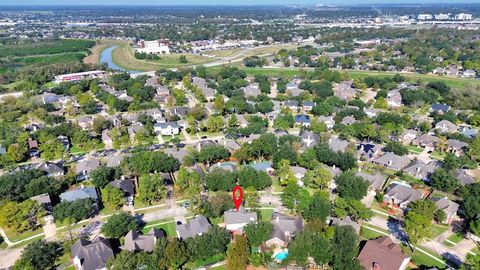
[1, 0, 480, 6]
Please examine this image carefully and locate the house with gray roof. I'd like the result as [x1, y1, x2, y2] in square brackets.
[72, 237, 114, 270]
[33, 162, 64, 177]
[224, 207, 258, 232]
[317, 115, 335, 129]
[300, 131, 320, 148]
[401, 129, 418, 144]
[266, 213, 303, 248]
[154, 122, 180, 136]
[283, 100, 299, 111]
[122, 229, 165, 253]
[373, 152, 411, 171]
[328, 137, 349, 153]
[176, 215, 212, 240]
[384, 184, 424, 209]
[75, 159, 100, 181]
[243, 83, 261, 97]
[447, 139, 468, 157]
[110, 179, 135, 198]
[431, 103, 451, 114]
[302, 101, 315, 111]
[454, 169, 476, 186]
[192, 77, 215, 101]
[106, 154, 127, 168]
[291, 166, 307, 186]
[403, 161, 439, 181]
[164, 148, 188, 162]
[435, 120, 457, 134]
[431, 197, 459, 225]
[334, 80, 356, 100]
[30, 193, 52, 212]
[459, 126, 477, 139]
[60, 186, 98, 203]
[355, 172, 387, 192]
[342, 116, 357, 125]
[413, 134, 439, 152]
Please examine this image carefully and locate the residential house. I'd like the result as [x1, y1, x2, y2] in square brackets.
[357, 236, 410, 270]
[431, 103, 451, 114]
[401, 129, 418, 144]
[412, 134, 439, 152]
[328, 216, 360, 234]
[169, 107, 189, 119]
[30, 193, 52, 212]
[318, 115, 335, 129]
[145, 108, 165, 123]
[110, 179, 135, 204]
[127, 125, 145, 142]
[154, 122, 180, 136]
[33, 162, 64, 178]
[431, 197, 459, 225]
[58, 135, 70, 150]
[334, 80, 356, 100]
[356, 172, 387, 193]
[60, 186, 99, 203]
[364, 108, 380, 118]
[71, 238, 114, 270]
[459, 126, 477, 139]
[387, 90, 402, 108]
[300, 131, 320, 148]
[447, 139, 468, 156]
[176, 215, 212, 240]
[164, 148, 188, 162]
[384, 184, 424, 209]
[42, 93, 60, 104]
[283, 100, 299, 111]
[357, 142, 382, 161]
[295, 114, 311, 127]
[243, 83, 261, 97]
[218, 139, 241, 153]
[454, 169, 476, 186]
[328, 137, 349, 153]
[77, 116, 95, 130]
[75, 159, 100, 181]
[210, 162, 237, 172]
[373, 152, 411, 171]
[122, 229, 165, 253]
[224, 207, 258, 232]
[435, 120, 457, 134]
[265, 213, 303, 248]
[192, 77, 216, 101]
[341, 116, 357, 125]
[291, 166, 307, 186]
[302, 101, 315, 112]
[106, 154, 127, 168]
[403, 161, 439, 181]
[286, 81, 303, 97]
[28, 138, 39, 158]
[462, 69, 476, 79]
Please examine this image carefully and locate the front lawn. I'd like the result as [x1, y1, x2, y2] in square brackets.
[411, 248, 447, 269]
[3, 227, 44, 243]
[259, 209, 274, 221]
[444, 232, 464, 247]
[431, 224, 449, 238]
[184, 253, 225, 269]
[360, 226, 386, 240]
[141, 220, 176, 237]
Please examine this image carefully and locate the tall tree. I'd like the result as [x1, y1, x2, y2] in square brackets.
[101, 185, 125, 210]
[101, 212, 138, 238]
[226, 235, 250, 270]
[13, 240, 60, 270]
[138, 174, 166, 205]
[244, 221, 273, 246]
[331, 226, 362, 270]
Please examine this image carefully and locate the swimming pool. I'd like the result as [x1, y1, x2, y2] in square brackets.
[274, 251, 289, 261]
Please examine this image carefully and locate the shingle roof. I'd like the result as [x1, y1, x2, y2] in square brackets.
[60, 187, 98, 202]
[176, 215, 212, 240]
[385, 184, 423, 204]
[374, 152, 411, 171]
[122, 229, 165, 253]
[224, 208, 258, 225]
[270, 213, 303, 243]
[72, 238, 114, 270]
[431, 197, 459, 216]
[110, 179, 135, 196]
[355, 172, 387, 191]
[357, 236, 409, 270]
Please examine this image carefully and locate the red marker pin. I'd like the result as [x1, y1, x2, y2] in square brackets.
[232, 185, 243, 211]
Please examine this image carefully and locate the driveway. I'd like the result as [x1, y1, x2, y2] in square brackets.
[0, 248, 23, 269]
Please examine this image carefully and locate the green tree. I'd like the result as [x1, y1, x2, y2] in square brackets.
[305, 166, 332, 190]
[163, 238, 189, 269]
[101, 185, 125, 210]
[13, 240, 60, 270]
[335, 172, 369, 200]
[244, 221, 273, 246]
[404, 200, 436, 243]
[303, 192, 331, 221]
[226, 235, 250, 270]
[138, 174, 166, 205]
[6, 143, 27, 163]
[468, 136, 480, 162]
[205, 116, 224, 133]
[101, 212, 138, 238]
[331, 226, 362, 270]
[107, 251, 151, 269]
[288, 230, 332, 267]
[39, 139, 65, 161]
[430, 168, 460, 192]
[0, 200, 46, 233]
[281, 182, 312, 213]
[53, 198, 95, 223]
[91, 166, 119, 188]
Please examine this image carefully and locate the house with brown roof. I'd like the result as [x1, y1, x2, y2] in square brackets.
[357, 236, 410, 270]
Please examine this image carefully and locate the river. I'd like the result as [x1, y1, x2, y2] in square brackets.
[99, 46, 142, 74]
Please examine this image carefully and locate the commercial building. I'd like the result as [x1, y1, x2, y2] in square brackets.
[136, 39, 171, 54]
[54, 70, 105, 83]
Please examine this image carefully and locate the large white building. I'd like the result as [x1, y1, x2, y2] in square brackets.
[136, 39, 171, 54]
[54, 70, 105, 83]
[455, 13, 473, 20]
[417, 14, 433, 20]
[434, 13, 450, 20]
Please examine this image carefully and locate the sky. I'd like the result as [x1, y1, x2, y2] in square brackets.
[1, 0, 479, 6]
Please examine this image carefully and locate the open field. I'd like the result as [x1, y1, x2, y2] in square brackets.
[111, 42, 214, 71]
[202, 48, 244, 58]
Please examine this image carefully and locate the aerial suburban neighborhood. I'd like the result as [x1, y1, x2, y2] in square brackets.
[0, 1, 479, 270]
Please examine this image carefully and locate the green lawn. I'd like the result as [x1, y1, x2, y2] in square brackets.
[360, 226, 386, 240]
[208, 265, 226, 270]
[431, 224, 449, 238]
[260, 209, 274, 221]
[445, 232, 464, 246]
[142, 220, 176, 237]
[411, 248, 446, 269]
[3, 227, 44, 243]
[407, 145, 423, 154]
[184, 253, 225, 269]
[431, 151, 446, 160]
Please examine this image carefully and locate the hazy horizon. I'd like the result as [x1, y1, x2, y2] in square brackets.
[1, 0, 480, 6]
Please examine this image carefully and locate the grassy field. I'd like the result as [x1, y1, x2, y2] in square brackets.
[141, 219, 177, 237]
[360, 225, 388, 240]
[83, 39, 127, 65]
[111, 42, 214, 71]
[411, 247, 447, 269]
[202, 48, 243, 58]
